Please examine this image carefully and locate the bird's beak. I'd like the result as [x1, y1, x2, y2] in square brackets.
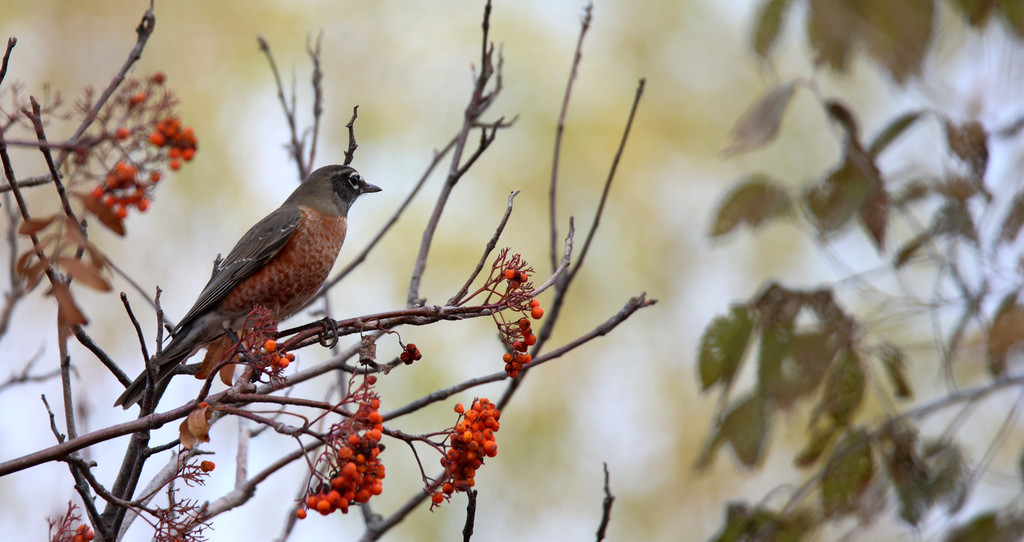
[361, 182, 382, 194]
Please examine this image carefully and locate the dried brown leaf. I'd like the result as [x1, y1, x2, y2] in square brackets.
[945, 119, 989, 179]
[57, 257, 111, 292]
[722, 80, 797, 156]
[51, 282, 88, 328]
[17, 215, 56, 236]
[179, 405, 212, 450]
[76, 192, 125, 236]
[194, 335, 235, 383]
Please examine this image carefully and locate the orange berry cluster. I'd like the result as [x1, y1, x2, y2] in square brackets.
[503, 268, 529, 289]
[300, 397, 386, 518]
[500, 299, 544, 378]
[70, 524, 95, 542]
[261, 339, 295, 372]
[199, 460, 215, 473]
[90, 161, 156, 218]
[399, 343, 422, 365]
[432, 398, 500, 507]
[149, 116, 197, 171]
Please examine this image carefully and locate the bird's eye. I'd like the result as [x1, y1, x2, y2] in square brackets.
[348, 174, 361, 189]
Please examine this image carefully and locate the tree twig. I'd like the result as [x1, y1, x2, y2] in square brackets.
[447, 190, 520, 306]
[595, 462, 614, 541]
[406, 0, 502, 307]
[549, 2, 593, 272]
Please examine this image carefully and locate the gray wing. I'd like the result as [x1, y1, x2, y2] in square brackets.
[175, 205, 305, 329]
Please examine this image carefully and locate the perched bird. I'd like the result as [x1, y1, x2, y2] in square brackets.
[115, 164, 381, 408]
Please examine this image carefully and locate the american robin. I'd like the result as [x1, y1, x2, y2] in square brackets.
[114, 164, 381, 408]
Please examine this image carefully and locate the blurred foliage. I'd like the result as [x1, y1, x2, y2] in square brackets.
[704, 0, 1024, 539]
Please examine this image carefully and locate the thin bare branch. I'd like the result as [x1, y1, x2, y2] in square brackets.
[343, 105, 359, 166]
[121, 292, 149, 362]
[406, 0, 503, 307]
[0, 174, 58, 194]
[64, 3, 155, 160]
[258, 35, 305, 181]
[550, 3, 593, 272]
[570, 78, 644, 284]
[306, 31, 324, 176]
[462, 490, 478, 542]
[448, 190, 520, 306]
[595, 462, 614, 541]
[0, 37, 15, 89]
[26, 97, 79, 223]
[0, 400, 197, 477]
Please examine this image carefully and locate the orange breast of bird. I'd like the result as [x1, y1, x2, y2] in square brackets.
[219, 207, 348, 320]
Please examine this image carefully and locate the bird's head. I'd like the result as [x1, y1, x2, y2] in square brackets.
[289, 164, 382, 216]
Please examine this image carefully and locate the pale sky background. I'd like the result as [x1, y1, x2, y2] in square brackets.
[1, 1, 1024, 541]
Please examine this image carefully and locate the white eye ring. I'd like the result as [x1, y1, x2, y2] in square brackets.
[348, 174, 361, 188]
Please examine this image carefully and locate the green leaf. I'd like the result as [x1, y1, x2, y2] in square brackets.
[998, 0, 1024, 39]
[821, 429, 874, 518]
[762, 331, 838, 408]
[878, 343, 913, 399]
[997, 191, 1024, 245]
[711, 503, 815, 542]
[757, 323, 792, 403]
[987, 300, 1024, 378]
[752, 0, 794, 60]
[806, 0, 862, 72]
[924, 439, 969, 513]
[950, 0, 997, 27]
[804, 155, 883, 241]
[722, 81, 797, 156]
[860, 0, 935, 84]
[884, 427, 930, 526]
[795, 426, 839, 468]
[820, 349, 865, 426]
[932, 199, 978, 245]
[868, 110, 926, 157]
[710, 174, 792, 237]
[1019, 445, 1024, 483]
[721, 393, 770, 468]
[698, 305, 755, 391]
[893, 229, 933, 268]
[944, 512, 1000, 542]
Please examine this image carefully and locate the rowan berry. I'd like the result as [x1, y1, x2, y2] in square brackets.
[296, 508, 307, 520]
[200, 460, 215, 472]
[531, 306, 544, 319]
[129, 92, 147, 107]
[264, 339, 277, 352]
[316, 499, 331, 515]
[152, 72, 166, 84]
[115, 126, 130, 140]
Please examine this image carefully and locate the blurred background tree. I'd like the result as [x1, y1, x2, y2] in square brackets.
[1, 0, 1023, 541]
